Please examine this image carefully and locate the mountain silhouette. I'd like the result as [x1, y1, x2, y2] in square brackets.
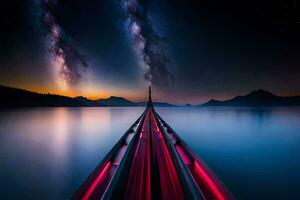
[0, 85, 176, 107]
[96, 96, 176, 107]
[97, 96, 136, 107]
[3, 85, 298, 107]
[0, 85, 87, 107]
[202, 89, 300, 106]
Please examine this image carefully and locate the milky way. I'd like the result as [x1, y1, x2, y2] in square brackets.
[122, 0, 174, 87]
[40, 0, 88, 86]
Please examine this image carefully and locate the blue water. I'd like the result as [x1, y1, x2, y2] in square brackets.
[156, 107, 300, 200]
[0, 107, 300, 199]
[0, 107, 143, 199]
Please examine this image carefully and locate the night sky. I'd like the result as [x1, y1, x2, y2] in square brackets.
[0, 0, 300, 104]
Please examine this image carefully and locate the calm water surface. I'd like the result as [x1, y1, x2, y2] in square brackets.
[1, 107, 300, 199]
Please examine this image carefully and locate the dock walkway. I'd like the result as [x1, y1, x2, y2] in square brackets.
[72, 87, 232, 200]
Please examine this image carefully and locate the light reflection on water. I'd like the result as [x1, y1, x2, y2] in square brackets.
[156, 107, 300, 200]
[0, 107, 300, 199]
[0, 107, 143, 199]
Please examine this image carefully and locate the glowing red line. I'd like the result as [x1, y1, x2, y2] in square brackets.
[124, 109, 151, 200]
[81, 161, 111, 200]
[194, 161, 225, 200]
[176, 145, 191, 165]
[151, 110, 184, 200]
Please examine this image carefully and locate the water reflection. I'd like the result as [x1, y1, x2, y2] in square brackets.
[156, 107, 300, 200]
[0, 107, 143, 199]
[0, 107, 299, 199]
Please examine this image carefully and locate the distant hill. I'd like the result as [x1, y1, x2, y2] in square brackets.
[202, 89, 300, 106]
[0, 85, 176, 107]
[0, 85, 90, 107]
[96, 96, 176, 107]
[136, 102, 176, 107]
[74, 96, 105, 107]
[97, 96, 136, 107]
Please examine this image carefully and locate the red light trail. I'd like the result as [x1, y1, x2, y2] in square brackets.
[193, 161, 226, 200]
[124, 110, 151, 200]
[81, 161, 111, 200]
[150, 109, 185, 199]
[73, 92, 233, 200]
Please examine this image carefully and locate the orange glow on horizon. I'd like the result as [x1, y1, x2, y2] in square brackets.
[32, 87, 122, 100]
[10, 81, 300, 104]
[2, 81, 148, 102]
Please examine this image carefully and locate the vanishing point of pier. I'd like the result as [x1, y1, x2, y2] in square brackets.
[72, 87, 232, 200]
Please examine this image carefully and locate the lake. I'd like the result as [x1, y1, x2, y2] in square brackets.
[0, 107, 300, 199]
